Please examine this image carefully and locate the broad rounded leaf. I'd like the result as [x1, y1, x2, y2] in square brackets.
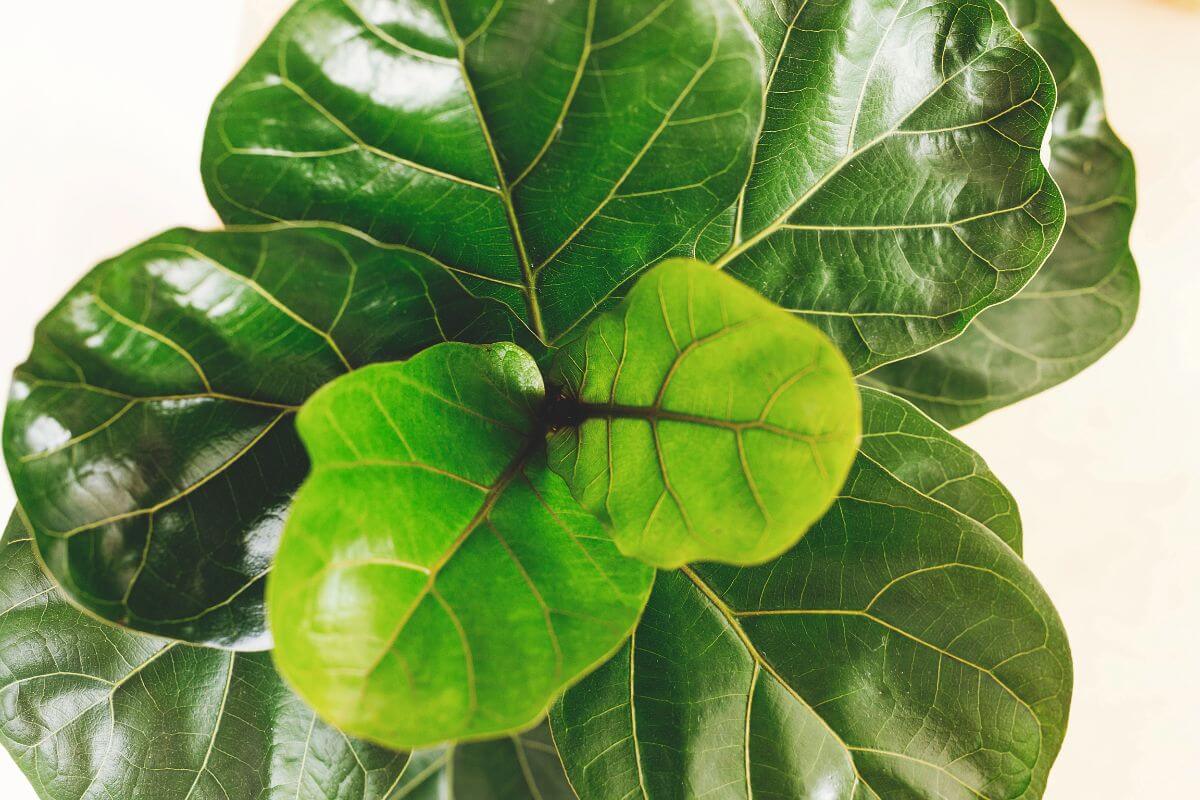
[393, 722, 575, 799]
[714, 0, 1065, 374]
[552, 389, 1070, 799]
[0, 513, 408, 800]
[203, 0, 762, 343]
[548, 259, 861, 568]
[202, 0, 1063, 370]
[269, 343, 654, 749]
[3, 226, 515, 648]
[863, 0, 1139, 426]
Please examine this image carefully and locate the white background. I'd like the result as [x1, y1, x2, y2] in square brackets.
[1, 1, 1197, 797]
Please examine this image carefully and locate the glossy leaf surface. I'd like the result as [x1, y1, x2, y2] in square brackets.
[0, 514, 408, 800]
[203, 0, 1063, 371]
[203, 0, 762, 343]
[3, 226, 514, 649]
[270, 344, 654, 749]
[393, 722, 575, 799]
[864, 0, 1139, 426]
[858, 386, 1021, 553]
[714, 0, 1063, 373]
[552, 389, 1069, 799]
[548, 259, 861, 568]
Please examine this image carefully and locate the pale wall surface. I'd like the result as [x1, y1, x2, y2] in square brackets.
[0, 1, 1196, 797]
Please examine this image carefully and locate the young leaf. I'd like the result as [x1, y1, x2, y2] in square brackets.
[269, 344, 655, 750]
[547, 259, 861, 569]
[551, 389, 1070, 799]
[394, 722, 575, 799]
[863, 0, 1140, 426]
[2, 226, 517, 649]
[203, 0, 1063, 369]
[0, 513, 408, 800]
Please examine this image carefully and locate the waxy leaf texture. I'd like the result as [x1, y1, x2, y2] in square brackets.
[0, 514, 409, 800]
[858, 387, 1021, 553]
[865, 0, 1140, 426]
[203, 0, 1064, 372]
[204, 0, 762, 343]
[2, 227, 518, 648]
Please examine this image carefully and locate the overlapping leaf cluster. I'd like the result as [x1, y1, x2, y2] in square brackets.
[0, 1, 1135, 798]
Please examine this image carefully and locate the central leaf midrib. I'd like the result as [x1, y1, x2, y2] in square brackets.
[439, 0, 547, 343]
[572, 401, 824, 443]
[359, 440, 535, 684]
[677, 565, 877, 797]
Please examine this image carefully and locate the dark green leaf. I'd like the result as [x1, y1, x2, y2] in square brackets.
[202, 0, 762, 343]
[2, 226, 515, 648]
[552, 389, 1069, 799]
[548, 259, 861, 568]
[858, 386, 1021, 553]
[715, 0, 1064, 374]
[202, 0, 1063, 370]
[269, 343, 654, 749]
[392, 722, 575, 799]
[0, 512, 408, 800]
[863, 0, 1139, 426]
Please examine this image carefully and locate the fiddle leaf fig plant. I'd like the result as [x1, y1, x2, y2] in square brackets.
[271, 259, 859, 750]
[0, 0, 1137, 798]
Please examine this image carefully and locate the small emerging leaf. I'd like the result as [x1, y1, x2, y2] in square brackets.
[552, 390, 1070, 799]
[548, 259, 861, 568]
[269, 343, 654, 750]
[0, 513, 407, 800]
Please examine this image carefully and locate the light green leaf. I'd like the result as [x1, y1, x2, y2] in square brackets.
[203, 0, 1063, 370]
[0, 513, 409, 800]
[269, 343, 655, 750]
[391, 722, 575, 799]
[552, 389, 1069, 799]
[2, 226, 517, 649]
[547, 259, 861, 568]
[862, 0, 1139, 426]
